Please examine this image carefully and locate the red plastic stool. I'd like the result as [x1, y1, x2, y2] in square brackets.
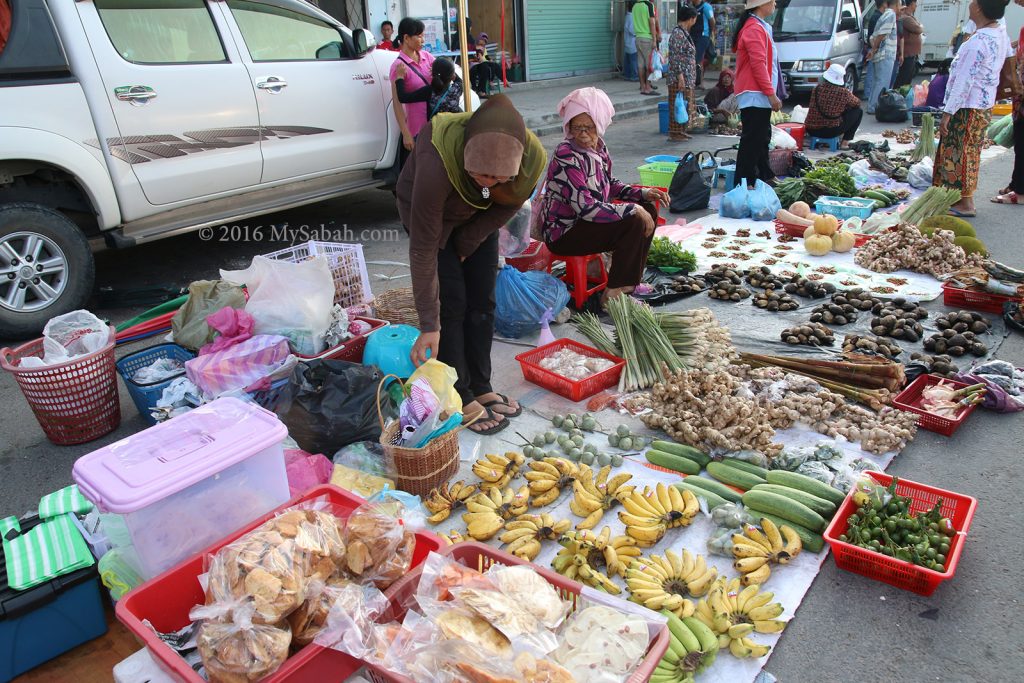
[548, 252, 608, 309]
[775, 122, 805, 150]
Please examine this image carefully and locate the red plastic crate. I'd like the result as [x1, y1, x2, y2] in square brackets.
[115, 485, 441, 683]
[515, 339, 625, 402]
[293, 316, 388, 362]
[942, 282, 1021, 315]
[892, 374, 978, 437]
[824, 471, 977, 596]
[505, 239, 552, 272]
[372, 542, 669, 683]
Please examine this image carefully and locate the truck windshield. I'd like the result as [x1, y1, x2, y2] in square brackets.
[772, 0, 837, 40]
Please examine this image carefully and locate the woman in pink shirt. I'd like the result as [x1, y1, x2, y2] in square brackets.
[389, 18, 435, 156]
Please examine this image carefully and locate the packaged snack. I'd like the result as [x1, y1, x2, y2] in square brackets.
[191, 599, 291, 683]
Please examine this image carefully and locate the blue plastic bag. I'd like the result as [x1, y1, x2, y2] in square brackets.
[748, 179, 782, 221]
[720, 178, 751, 218]
[495, 265, 570, 338]
[675, 92, 689, 125]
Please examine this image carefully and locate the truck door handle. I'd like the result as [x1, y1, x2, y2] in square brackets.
[256, 77, 288, 93]
[114, 85, 157, 105]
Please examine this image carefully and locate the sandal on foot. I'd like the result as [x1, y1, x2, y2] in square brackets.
[464, 407, 509, 436]
[947, 207, 976, 217]
[480, 392, 522, 418]
[992, 192, 1021, 204]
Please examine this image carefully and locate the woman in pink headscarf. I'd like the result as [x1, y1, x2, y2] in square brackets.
[535, 88, 669, 306]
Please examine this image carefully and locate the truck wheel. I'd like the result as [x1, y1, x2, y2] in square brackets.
[845, 67, 858, 94]
[0, 203, 94, 339]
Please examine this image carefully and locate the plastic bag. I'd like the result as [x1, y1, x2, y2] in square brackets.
[184, 334, 292, 397]
[650, 50, 663, 81]
[284, 449, 334, 497]
[311, 581, 393, 659]
[19, 310, 109, 368]
[342, 498, 418, 589]
[875, 89, 908, 122]
[407, 359, 462, 416]
[770, 126, 797, 150]
[132, 357, 186, 384]
[487, 564, 570, 630]
[494, 265, 570, 338]
[991, 114, 1015, 148]
[199, 307, 255, 355]
[726, 450, 771, 468]
[748, 179, 782, 221]
[707, 526, 735, 557]
[498, 200, 533, 257]
[720, 180, 751, 218]
[221, 255, 334, 355]
[171, 281, 247, 352]
[772, 446, 813, 471]
[674, 92, 689, 125]
[553, 602, 652, 682]
[448, 582, 559, 655]
[908, 157, 934, 189]
[795, 460, 835, 485]
[791, 104, 808, 124]
[414, 551, 496, 604]
[288, 577, 354, 646]
[913, 80, 929, 107]
[711, 502, 752, 529]
[191, 599, 292, 683]
[848, 158, 891, 186]
[668, 152, 711, 213]
[278, 360, 384, 455]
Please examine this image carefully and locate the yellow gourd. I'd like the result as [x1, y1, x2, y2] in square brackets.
[832, 231, 856, 253]
[805, 233, 833, 256]
[804, 226, 816, 239]
[813, 214, 839, 236]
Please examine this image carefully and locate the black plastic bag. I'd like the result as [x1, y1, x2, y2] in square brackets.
[278, 360, 386, 455]
[1005, 302, 1024, 334]
[669, 152, 712, 213]
[790, 151, 813, 176]
[875, 90, 908, 123]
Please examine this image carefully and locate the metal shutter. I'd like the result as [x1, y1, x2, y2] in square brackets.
[526, 0, 614, 80]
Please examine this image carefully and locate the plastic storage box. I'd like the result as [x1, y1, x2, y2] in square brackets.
[116, 485, 443, 683]
[72, 397, 290, 579]
[1, 515, 108, 681]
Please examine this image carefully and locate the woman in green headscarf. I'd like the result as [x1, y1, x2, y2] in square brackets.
[397, 94, 546, 436]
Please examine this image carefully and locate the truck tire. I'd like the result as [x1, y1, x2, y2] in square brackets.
[845, 67, 858, 94]
[0, 203, 94, 339]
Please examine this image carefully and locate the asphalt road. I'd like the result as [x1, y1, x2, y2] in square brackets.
[2, 105, 1023, 681]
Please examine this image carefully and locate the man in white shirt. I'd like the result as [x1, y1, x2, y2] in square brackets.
[864, 0, 899, 114]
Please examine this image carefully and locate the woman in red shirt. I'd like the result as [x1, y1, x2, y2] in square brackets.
[732, 0, 782, 188]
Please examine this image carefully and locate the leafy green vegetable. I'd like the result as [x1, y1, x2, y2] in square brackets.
[647, 237, 697, 271]
[802, 161, 857, 197]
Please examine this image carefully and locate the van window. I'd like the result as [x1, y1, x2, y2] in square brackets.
[227, 1, 351, 62]
[94, 0, 227, 64]
[771, 0, 839, 39]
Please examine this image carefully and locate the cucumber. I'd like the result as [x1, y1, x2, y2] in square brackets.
[652, 441, 711, 467]
[742, 490, 827, 533]
[862, 190, 892, 206]
[720, 457, 769, 478]
[681, 476, 743, 503]
[765, 470, 847, 506]
[674, 481, 729, 509]
[750, 483, 837, 519]
[706, 461, 765, 491]
[645, 449, 701, 475]
[746, 510, 825, 553]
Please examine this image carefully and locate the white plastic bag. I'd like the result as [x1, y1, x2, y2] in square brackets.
[848, 159, 891, 186]
[19, 310, 109, 368]
[908, 157, 934, 189]
[498, 200, 532, 257]
[650, 51, 664, 82]
[791, 105, 808, 123]
[220, 255, 334, 355]
[770, 126, 797, 150]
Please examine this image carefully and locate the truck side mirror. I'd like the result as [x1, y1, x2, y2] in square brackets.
[353, 28, 377, 57]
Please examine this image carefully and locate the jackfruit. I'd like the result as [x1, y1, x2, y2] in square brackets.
[954, 236, 988, 256]
[919, 215, 976, 238]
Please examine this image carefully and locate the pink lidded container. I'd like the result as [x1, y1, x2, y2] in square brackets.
[72, 397, 289, 579]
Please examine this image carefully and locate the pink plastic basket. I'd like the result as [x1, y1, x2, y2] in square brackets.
[515, 338, 625, 402]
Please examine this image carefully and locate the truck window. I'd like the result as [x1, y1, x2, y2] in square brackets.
[94, 0, 226, 64]
[772, 0, 839, 39]
[227, 0, 351, 62]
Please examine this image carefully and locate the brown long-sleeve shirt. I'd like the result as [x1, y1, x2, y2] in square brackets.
[901, 10, 924, 58]
[396, 124, 520, 332]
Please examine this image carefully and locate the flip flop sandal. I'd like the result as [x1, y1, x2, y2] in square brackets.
[947, 208, 977, 217]
[992, 192, 1021, 204]
[481, 392, 522, 418]
[465, 407, 509, 436]
[641, 91, 661, 96]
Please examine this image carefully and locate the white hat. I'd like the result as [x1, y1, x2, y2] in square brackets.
[744, 0, 772, 8]
[823, 64, 846, 86]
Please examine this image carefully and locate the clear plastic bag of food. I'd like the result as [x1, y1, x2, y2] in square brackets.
[795, 460, 836, 485]
[553, 592, 658, 683]
[849, 473, 891, 508]
[772, 446, 813, 471]
[312, 581, 392, 660]
[190, 598, 292, 683]
[486, 564, 570, 630]
[710, 502, 753, 529]
[418, 600, 515, 659]
[725, 450, 771, 468]
[415, 551, 495, 605]
[448, 581, 560, 656]
[812, 443, 845, 470]
[288, 577, 353, 647]
[342, 496, 419, 589]
[706, 526, 735, 557]
[392, 633, 525, 683]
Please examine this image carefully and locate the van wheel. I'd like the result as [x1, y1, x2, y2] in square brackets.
[845, 67, 858, 94]
[0, 203, 94, 339]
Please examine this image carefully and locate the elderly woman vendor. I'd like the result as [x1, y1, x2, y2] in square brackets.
[536, 88, 669, 306]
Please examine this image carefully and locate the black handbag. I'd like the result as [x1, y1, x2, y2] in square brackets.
[668, 152, 712, 213]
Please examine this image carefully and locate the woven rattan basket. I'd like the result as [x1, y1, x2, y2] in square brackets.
[373, 288, 420, 327]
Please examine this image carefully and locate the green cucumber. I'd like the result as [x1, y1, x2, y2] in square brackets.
[720, 457, 769, 478]
[745, 510, 825, 553]
[652, 441, 711, 467]
[674, 482, 729, 509]
[862, 190, 891, 206]
[681, 476, 743, 503]
[765, 470, 847, 506]
[645, 449, 701, 475]
[751, 484, 837, 519]
[742, 490, 827, 533]
[706, 461, 765, 491]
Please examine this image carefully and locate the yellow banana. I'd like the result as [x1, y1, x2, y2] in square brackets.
[744, 590, 776, 611]
[728, 623, 754, 638]
[747, 602, 785, 621]
[686, 567, 718, 597]
[729, 637, 755, 658]
[743, 524, 774, 552]
[761, 517, 784, 554]
[742, 637, 771, 658]
[779, 525, 803, 562]
[752, 619, 786, 634]
[732, 542, 771, 559]
[734, 556, 769, 573]
[740, 562, 772, 587]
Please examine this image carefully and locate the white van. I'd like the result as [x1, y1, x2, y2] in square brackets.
[773, 0, 866, 95]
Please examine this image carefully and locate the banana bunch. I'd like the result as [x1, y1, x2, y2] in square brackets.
[524, 457, 580, 507]
[652, 609, 720, 682]
[624, 549, 717, 618]
[695, 578, 786, 659]
[440, 529, 467, 546]
[731, 518, 803, 586]
[499, 513, 571, 561]
[472, 452, 526, 491]
[423, 480, 477, 525]
[462, 485, 529, 541]
[569, 465, 634, 530]
[618, 483, 699, 546]
[551, 527, 637, 593]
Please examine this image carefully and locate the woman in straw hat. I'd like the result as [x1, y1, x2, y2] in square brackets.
[805, 64, 864, 149]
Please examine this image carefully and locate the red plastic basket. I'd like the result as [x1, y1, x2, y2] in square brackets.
[115, 484, 442, 683]
[0, 325, 120, 445]
[515, 338, 626, 402]
[892, 374, 978, 437]
[942, 282, 1021, 315]
[293, 316, 388, 362]
[372, 542, 669, 683]
[824, 471, 978, 595]
[505, 239, 552, 272]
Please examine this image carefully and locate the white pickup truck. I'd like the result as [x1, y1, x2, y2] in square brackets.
[0, 0, 422, 337]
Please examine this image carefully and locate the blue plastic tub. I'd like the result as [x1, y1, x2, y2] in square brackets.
[0, 516, 107, 681]
[250, 377, 290, 413]
[645, 154, 682, 164]
[658, 101, 669, 134]
[115, 343, 195, 425]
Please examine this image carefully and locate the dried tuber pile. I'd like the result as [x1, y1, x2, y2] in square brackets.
[754, 290, 800, 311]
[810, 302, 858, 326]
[784, 276, 835, 299]
[843, 334, 904, 360]
[781, 323, 835, 346]
[832, 288, 880, 312]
